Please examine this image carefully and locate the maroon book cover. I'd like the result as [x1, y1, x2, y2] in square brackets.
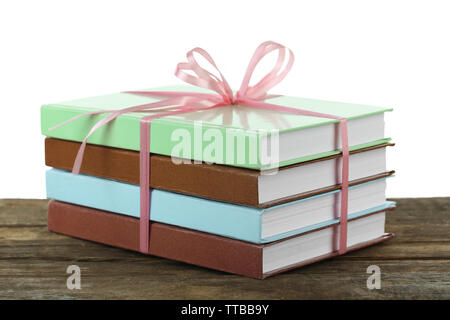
[48, 200, 394, 279]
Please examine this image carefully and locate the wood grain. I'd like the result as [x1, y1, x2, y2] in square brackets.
[0, 198, 449, 299]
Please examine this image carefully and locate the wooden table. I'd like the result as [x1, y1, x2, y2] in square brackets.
[0, 198, 449, 299]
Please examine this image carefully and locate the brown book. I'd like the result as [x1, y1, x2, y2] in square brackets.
[48, 200, 395, 279]
[45, 138, 394, 208]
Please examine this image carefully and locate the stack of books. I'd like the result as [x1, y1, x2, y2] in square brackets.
[41, 87, 395, 279]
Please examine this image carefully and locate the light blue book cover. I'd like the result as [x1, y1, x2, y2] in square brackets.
[46, 169, 395, 244]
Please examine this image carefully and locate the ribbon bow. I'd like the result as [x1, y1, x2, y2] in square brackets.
[50, 41, 349, 255]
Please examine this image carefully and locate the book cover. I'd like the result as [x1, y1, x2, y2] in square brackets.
[41, 85, 392, 169]
[45, 138, 394, 207]
[46, 168, 395, 243]
[48, 200, 394, 279]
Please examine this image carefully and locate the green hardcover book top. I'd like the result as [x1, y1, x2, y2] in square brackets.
[41, 85, 392, 169]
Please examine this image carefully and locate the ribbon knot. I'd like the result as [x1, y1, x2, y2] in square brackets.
[49, 41, 350, 257]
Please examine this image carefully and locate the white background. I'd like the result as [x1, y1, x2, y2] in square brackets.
[0, 0, 449, 199]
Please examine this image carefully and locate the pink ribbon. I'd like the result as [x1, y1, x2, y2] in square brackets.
[49, 41, 349, 255]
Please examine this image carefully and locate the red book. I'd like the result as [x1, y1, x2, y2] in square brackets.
[48, 200, 394, 279]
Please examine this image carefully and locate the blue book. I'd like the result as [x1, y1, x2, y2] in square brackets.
[46, 169, 395, 244]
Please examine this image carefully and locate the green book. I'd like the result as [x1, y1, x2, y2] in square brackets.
[41, 85, 392, 170]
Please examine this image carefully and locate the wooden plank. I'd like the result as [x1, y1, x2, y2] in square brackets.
[0, 198, 449, 299]
[386, 198, 450, 242]
[1, 228, 449, 260]
[0, 259, 448, 299]
[0, 199, 48, 226]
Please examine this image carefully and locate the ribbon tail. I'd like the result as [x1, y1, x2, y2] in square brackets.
[71, 112, 119, 174]
[53, 97, 205, 175]
[72, 141, 87, 174]
[139, 118, 151, 254]
[338, 119, 349, 254]
[125, 91, 223, 103]
[48, 110, 115, 131]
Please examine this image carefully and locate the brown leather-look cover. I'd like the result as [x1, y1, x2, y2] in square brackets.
[48, 200, 395, 279]
[45, 138, 394, 208]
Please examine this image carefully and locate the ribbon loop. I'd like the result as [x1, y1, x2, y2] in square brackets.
[238, 41, 294, 101]
[175, 47, 233, 104]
